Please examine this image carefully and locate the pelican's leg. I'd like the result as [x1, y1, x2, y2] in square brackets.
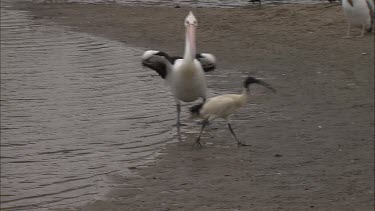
[357, 24, 365, 37]
[194, 119, 208, 147]
[176, 103, 181, 132]
[342, 22, 352, 38]
[227, 122, 250, 147]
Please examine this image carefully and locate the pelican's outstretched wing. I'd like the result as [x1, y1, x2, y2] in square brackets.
[196, 53, 216, 72]
[141, 50, 180, 79]
[142, 50, 217, 78]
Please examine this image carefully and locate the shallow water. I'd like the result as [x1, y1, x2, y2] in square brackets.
[0, 2, 180, 210]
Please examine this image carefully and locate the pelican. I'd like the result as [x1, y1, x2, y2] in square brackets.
[342, 0, 374, 38]
[141, 12, 216, 131]
[190, 76, 276, 147]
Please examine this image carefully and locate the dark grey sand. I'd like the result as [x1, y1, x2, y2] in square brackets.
[14, 2, 374, 210]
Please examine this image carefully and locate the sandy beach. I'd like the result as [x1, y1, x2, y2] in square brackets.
[12, 2, 374, 210]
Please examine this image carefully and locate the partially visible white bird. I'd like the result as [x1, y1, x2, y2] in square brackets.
[141, 12, 216, 132]
[342, 0, 374, 38]
[328, 0, 342, 3]
[190, 76, 276, 147]
[248, 0, 261, 4]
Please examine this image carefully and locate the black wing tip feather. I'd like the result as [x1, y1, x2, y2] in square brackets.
[196, 53, 216, 72]
[366, 26, 373, 33]
[142, 51, 215, 79]
[141, 60, 167, 79]
[203, 65, 216, 72]
[190, 103, 204, 115]
[141, 50, 170, 79]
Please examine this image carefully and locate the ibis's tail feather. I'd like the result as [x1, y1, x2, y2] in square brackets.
[190, 103, 204, 116]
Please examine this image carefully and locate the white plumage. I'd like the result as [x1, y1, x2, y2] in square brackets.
[171, 58, 207, 102]
[190, 76, 276, 147]
[342, 0, 374, 38]
[141, 12, 216, 132]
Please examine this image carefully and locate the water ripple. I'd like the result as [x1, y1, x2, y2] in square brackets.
[0, 4, 176, 211]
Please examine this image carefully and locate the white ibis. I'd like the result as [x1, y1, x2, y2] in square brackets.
[190, 76, 276, 147]
[141, 12, 216, 132]
[342, 0, 374, 38]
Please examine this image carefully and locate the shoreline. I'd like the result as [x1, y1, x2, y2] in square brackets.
[11, 2, 375, 210]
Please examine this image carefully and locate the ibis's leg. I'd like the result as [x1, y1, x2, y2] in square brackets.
[195, 119, 208, 147]
[227, 123, 250, 147]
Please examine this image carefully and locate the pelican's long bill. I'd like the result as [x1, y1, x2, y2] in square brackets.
[187, 24, 196, 59]
[184, 11, 198, 60]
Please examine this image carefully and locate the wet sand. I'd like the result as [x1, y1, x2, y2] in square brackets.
[14, 2, 374, 210]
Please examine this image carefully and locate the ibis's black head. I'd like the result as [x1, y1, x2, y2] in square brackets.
[244, 77, 260, 87]
[243, 76, 276, 93]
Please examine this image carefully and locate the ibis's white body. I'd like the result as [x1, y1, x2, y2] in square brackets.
[193, 91, 250, 146]
[200, 92, 247, 121]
